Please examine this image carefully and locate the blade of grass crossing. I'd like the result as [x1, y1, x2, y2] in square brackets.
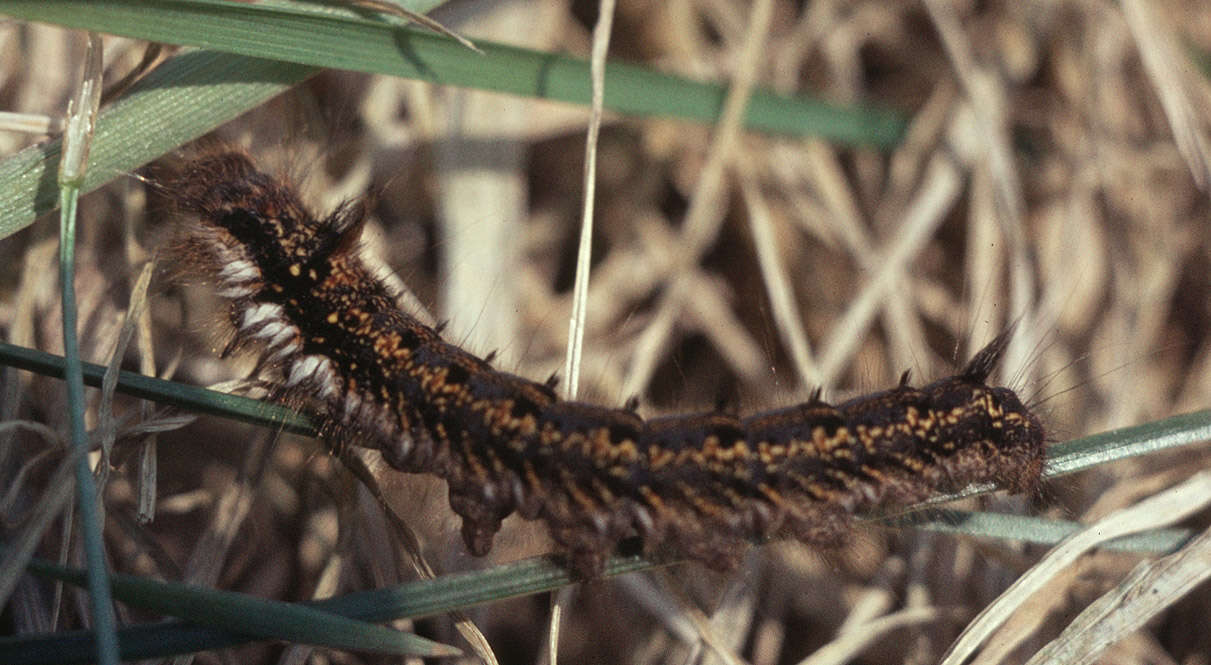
[57, 32, 119, 665]
[0, 0, 905, 148]
[17, 558, 460, 658]
[0, 342, 312, 434]
[4, 554, 657, 664]
[0, 49, 316, 240]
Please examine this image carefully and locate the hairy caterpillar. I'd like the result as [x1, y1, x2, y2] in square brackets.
[169, 149, 1046, 576]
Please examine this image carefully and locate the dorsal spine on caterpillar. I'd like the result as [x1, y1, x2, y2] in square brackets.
[171, 150, 1046, 576]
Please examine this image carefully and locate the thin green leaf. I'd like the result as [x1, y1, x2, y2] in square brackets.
[0, 342, 312, 434]
[0, 50, 315, 240]
[1, 0, 905, 147]
[890, 509, 1193, 554]
[1043, 410, 1211, 478]
[319, 553, 658, 622]
[6, 554, 653, 664]
[13, 558, 460, 659]
[58, 31, 121, 665]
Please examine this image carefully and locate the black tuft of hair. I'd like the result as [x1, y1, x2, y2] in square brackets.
[961, 326, 1016, 384]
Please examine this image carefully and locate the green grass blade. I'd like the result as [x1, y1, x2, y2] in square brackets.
[11, 558, 460, 659]
[57, 31, 120, 665]
[0, 0, 906, 147]
[6, 554, 653, 664]
[1043, 410, 1211, 478]
[0, 49, 315, 240]
[890, 509, 1194, 554]
[318, 553, 658, 622]
[0, 342, 312, 434]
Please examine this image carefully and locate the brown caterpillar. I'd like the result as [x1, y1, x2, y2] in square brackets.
[169, 150, 1046, 576]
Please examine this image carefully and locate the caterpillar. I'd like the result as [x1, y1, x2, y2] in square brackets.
[168, 149, 1046, 577]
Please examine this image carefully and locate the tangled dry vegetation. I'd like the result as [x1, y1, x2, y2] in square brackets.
[3, 1, 1211, 664]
